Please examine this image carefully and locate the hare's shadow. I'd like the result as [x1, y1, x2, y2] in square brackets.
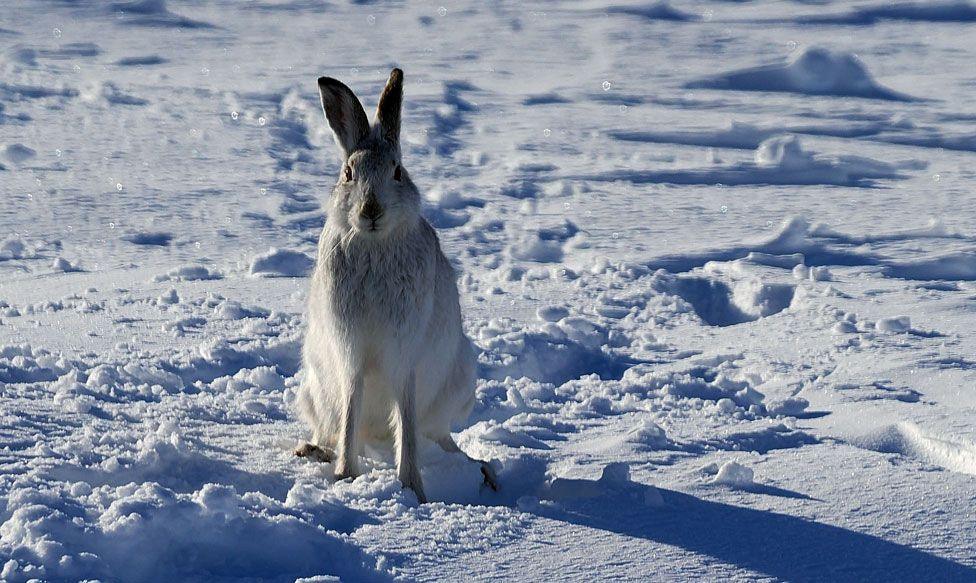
[533, 483, 974, 582]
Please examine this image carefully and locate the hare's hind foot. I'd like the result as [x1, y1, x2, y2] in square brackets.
[480, 462, 499, 492]
[436, 435, 499, 491]
[294, 442, 334, 463]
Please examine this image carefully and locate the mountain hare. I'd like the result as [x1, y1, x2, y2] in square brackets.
[295, 69, 494, 503]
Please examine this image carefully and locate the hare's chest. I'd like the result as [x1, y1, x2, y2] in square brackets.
[324, 248, 431, 331]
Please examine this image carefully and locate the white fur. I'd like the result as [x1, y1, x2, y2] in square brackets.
[297, 69, 478, 503]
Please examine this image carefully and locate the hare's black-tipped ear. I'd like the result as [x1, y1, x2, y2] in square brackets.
[317, 76, 369, 159]
[374, 68, 403, 146]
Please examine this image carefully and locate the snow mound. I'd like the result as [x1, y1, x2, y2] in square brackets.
[2, 143, 36, 165]
[609, 118, 893, 150]
[477, 316, 633, 385]
[0, 344, 74, 383]
[115, 54, 168, 66]
[0, 237, 36, 261]
[885, 252, 976, 281]
[580, 135, 917, 187]
[606, 1, 696, 21]
[0, 480, 385, 582]
[80, 81, 148, 106]
[797, 1, 976, 25]
[111, 0, 215, 29]
[755, 134, 816, 168]
[122, 231, 174, 246]
[766, 396, 810, 417]
[249, 248, 315, 278]
[626, 420, 670, 449]
[851, 422, 976, 475]
[754, 135, 915, 186]
[686, 47, 915, 101]
[506, 220, 582, 264]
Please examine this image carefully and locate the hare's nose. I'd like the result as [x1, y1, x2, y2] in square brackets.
[361, 196, 383, 221]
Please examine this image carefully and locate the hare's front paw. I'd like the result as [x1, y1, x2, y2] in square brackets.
[333, 461, 361, 482]
[403, 478, 428, 504]
[333, 470, 359, 482]
[294, 443, 334, 463]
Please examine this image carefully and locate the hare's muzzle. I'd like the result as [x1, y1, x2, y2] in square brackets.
[360, 193, 384, 228]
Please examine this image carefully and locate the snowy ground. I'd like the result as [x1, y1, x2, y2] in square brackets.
[2, 0, 976, 581]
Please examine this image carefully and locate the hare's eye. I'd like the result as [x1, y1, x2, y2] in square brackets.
[343, 166, 353, 182]
[393, 164, 402, 182]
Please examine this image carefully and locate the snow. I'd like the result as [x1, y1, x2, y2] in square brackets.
[2, 143, 36, 165]
[2, 0, 976, 580]
[710, 461, 755, 487]
[249, 247, 315, 278]
[50, 256, 82, 272]
[687, 47, 915, 101]
[875, 315, 912, 333]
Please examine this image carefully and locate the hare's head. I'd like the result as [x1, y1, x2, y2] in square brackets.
[317, 68, 419, 237]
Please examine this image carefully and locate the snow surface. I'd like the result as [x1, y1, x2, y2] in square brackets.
[2, 0, 976, 581]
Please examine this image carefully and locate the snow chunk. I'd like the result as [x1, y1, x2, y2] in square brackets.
[153, 265, 222, 282]
[157, 288, 179, 305]
[249, 248, 314, 278]
[626, 420, 669, 449]
[875, 315, 911, 333]
[80, 81, 148, 106]
[711, 461, 755, 486]
[507, 232, 565, 263]
[792, 264, 832, 281]
[536, 305, 570, 323]
[755, 133, 818, 169]
[766, 396, 810, 417]
[833, 320, 857, 334]
[51, 256, 82, 273]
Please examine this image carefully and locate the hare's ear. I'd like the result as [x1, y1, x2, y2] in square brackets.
[317, 76, 369, 159]
[374, 68, 403, 146]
